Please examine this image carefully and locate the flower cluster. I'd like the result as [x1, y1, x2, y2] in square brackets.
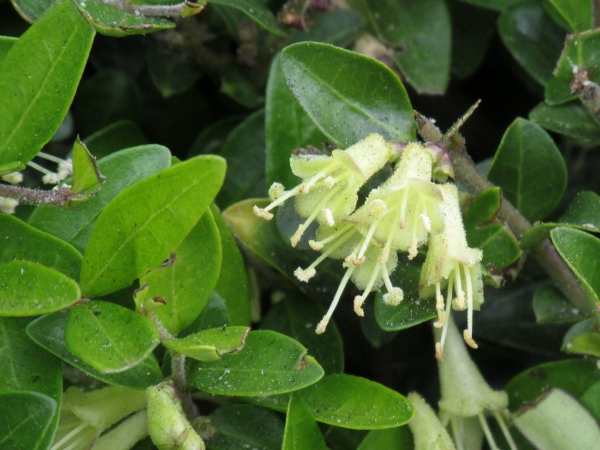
[254, 134, 484, 359]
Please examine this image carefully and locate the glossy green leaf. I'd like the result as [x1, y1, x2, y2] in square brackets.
[65, 300, 160, 374]
[0, 0, 95, 166]
[217, 110, 266, 209]
[513, 388, 600, 450]
[163, 326, 250, 361]
[84, 120, 149, 160]
[488, 118, 567, 222]
[375, 261, 436, 331]
[288, 9, 364, 47]
[551, 227, 600, 309]
[0, 36, 16, 68]
[530, 101, 600, 144]
[187, 291, 232, 332]
[208, 404, 285, 450]
[498, 2, 564, 85]
[79, 154, 225, 298]
[28, 145, 171, 254]
[134, 210, 222, 335]
[545, 29, 600, 105]
[359, 0, 451, 94]
[358, 426, 413, 450]
[187, 116, 243, 158]
[463, 187, 522, 269]
[533, 284, 587, 324]
[580, 380, 600, 422]
[8, 0, 58, 22]
[187, 330, 324, 396]
[69, 137, 105, 197]
[298, 374, 413, 429]
[211, 204, 251, 326]
[26, 311, 162, 389]
[266, 53, 327, 190]
[283, 394, 327, 450]
[75, 1, 174, 37]
[546, 0, 593, 32]
[505, 359, 600, 412]
[147, 43, 202, 98]
[0, 391, 57, 450]
[0, 261, 80, 317]
[0, 214, 82, 279]
[221, 66, 264, 109]
[261, 291, 344, 374]
[209, 0, 285, 36]
[280, 42, 416, 148]
[566, 332, 600, 357]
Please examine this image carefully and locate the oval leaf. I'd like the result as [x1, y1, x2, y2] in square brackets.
[280, 42, 416, 148]
[0, 0, 95, 166]
[187, 330, 324, 396]
[65, 300, 160, 374]
[0, 261, 80, 317]
[163, 326, 250, 361]
[530, 101, 600, 145]
[210, 0, 285, 36]
[79, 154, 225, 298]
[488, 118, 567, 222]
[299, 374, 413, 429]
[0, 391, 57, 450]
[134, 209, 222, 335]
[283, 394, 328, 450]
[26, 311, 162, 389]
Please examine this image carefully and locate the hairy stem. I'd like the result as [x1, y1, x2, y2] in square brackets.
[0, 184, 76, 206]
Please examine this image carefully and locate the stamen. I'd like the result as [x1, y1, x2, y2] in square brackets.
[324, 176, 335, 188]
[300, 164, 338, 193]
[420, 213, 431, 232]
[0, 197, 19, 214]
[26, 160, 53, 175]
[492, 411, 518, 450]
[463, 330, 478, 349]
[294, 267, 316, 282]
[353, 262, 382, 316]
[433, 283, 446, 328]
[37, 151, 67, 164]
[290, 186, 340, 247]
[2, 172, 23, 184]
[50, 422, 88, 450]
[464, 263, 475, 338]
[408, 199, 422, 259]
[477, 413, 501, 450]
[381, 264, 395, 292]
[316, 266, 356, 334]
[383, 287, 403, 306]
[310, 224, 354, 249]
[254, 183, 304, 220]
[452, 264, 466, 310]
[355, 219, 380, 260]
[323, 208, 335, 226]
[436, 277, 454, 361]
[450, 416, 466, 450]
[253, 206, 274, 220]
[268, 182, 285, 201]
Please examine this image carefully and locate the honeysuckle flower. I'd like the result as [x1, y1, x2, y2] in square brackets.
[419, 183, 483, 361]
[253, 134, 393, 246]
[407, 392, 456, 450]
[349, 142, 443, 260]
[437, 317, 517, 450]
[27, 152, 73, 185]
[51, 385, 148, 450]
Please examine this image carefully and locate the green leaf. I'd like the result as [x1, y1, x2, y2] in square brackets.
[0, 214, 82, 279]
[84, 120, 149, 160]
[163, 326, 250, 361]
[0, 36, 17, 68]
[359, 0, 451, 94]
[375, 261, 436, 331]
[551, 227, 600, 310]
[530, 101, 600, 144]
[69, 137, 105, 197]
[566, 332, 600, 357]
[266, 53, 327, 190]
[283, 394, 328, 450]
[533, 284, 587, 324]
[488, 118, 567, 222]
[358, 426, 413, 450]
[297, 374, 413, 429]
[27, 311, 162, 389]
[498, 2, 564, 85]
[217, 110, 266, 209]
[580, 380, 600, 422]
[505, 359, 600, 412]
[134, 209, 222, 335]
[187, 292, 232, 332]
[513, 388, 600, 450]
[147, 43, 202, 98]
[0, 391, 57, 450]
[280, 42, 416, 148]
[451, 0, 522, 11]
[187, 330, 324, 396]
[209, 0, 285, 36]
[79, 154, 225, 298]
[545, 30, 600, 105]
[8, 0, 59, 22]
[221, 66, 264, 109]
[0, 0, 95, 166]
[75, 1, 174, 37]
[546, 0, 593, 32]
[187, 116, 243, 158]
[211, 204, 251, 326]
[65, 300, 160, 374]
[208, 404, 285, 450]
[28, 145, 172, 254]
[463, 187, 522, 269]
[0, 261, 80, 317]
[261, 291, 344, 374]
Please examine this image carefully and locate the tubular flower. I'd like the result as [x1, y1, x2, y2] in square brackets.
[349, 142, 443, 260]
[253, 134, 393, 246]
[419, 183, 483, 361]
[437, 317, 517, 450]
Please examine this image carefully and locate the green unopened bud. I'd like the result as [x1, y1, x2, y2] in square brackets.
[407, 392, 455, 450]
[147, 382, 205, 450]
